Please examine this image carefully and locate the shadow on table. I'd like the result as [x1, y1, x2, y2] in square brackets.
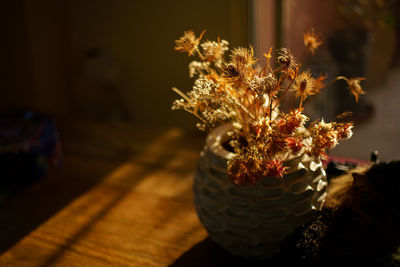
[0, 122, 201, 259]
[0, 154, 132, 254]
[170, 237, 278, 267]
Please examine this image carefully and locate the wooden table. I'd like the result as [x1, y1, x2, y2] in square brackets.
[0, 120, 221, 266]
[4, 120, 381, 266]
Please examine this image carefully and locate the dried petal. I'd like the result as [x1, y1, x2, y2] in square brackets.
[337, 76, 366, 103]
[303, 28, 323, 54]
[266, 160, 288, 178]
[174, 30, 205, 56]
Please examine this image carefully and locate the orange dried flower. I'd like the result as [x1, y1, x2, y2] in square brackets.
[336, 122, 354, 140]
[266, 134, 287, 155]
[337, 76, 366, 103]
[292, 71, 316, 102]
[265, 159, 288, 178]
[230, 46, 257, 76]
[285, 137, 303, 153]
[228, 153, 264, 186]
[228, 160, 255, 186]
[308, 120, 338, 159]
[172, 29, 365, 186]
[303, 28, 323, 54]
[174, 30, 205, 56]
[313, 75, 327, 94]
[334, 111, 353, 120]
[251, 118, 272, 139]
[277, 108, 308, 135]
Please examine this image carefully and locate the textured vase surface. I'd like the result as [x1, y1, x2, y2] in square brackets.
[194, 124, 327, 259]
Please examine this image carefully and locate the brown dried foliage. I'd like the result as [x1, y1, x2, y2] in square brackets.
[172, 29, 365, 186]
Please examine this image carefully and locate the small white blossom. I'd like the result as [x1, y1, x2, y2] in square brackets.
[196, 123, 206, 131]
[201, 40, 229, 61]
[188, 61, 210, 78]
[232, 122, 242, 129]
[171, 98, 185, 110]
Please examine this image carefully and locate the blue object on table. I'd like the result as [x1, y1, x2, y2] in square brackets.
[0, 111, 62, 201]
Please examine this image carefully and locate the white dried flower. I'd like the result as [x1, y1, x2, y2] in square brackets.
[171, 98, 185, 110]
[232, 122, 242, 129]
[188, 61, 210, 78]
[201, 40, 229, 62]
[187, 78, 217, 101]
[196, 123, 206, 131]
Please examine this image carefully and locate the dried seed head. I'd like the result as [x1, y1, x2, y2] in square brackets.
[230, 46, 257, 70]
[174, 30, 205, 56]
[277, 48, 297, 70]
[292, 71, 316, 100]
[222, 63, 241, 79]
[249, 73, 278, 98]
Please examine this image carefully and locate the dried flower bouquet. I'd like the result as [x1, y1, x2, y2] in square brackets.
[172, 29, 365, 186]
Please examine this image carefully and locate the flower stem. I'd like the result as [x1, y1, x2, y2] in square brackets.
[172, 87, 191, 102]
[273, 71, 297, 110]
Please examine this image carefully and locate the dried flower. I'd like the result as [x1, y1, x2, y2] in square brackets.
[277, 108, 309, 135]
[265, 134, 287, 156]
[230, 46, 257, 70]
[277, 48, 298, 80]
[313, 75, 327, 94]
[188, 61, 210, 78]
[222, 63, 243, 81]
[303, 28, 323, 54]
[292, 71, 316, 103]
[196, 123, 207, 131]
[334, 111, 353, 120]
[265, 159, 288, 178]
[285, 137, 303, 153]
[227, 147, 264, 185]
[172, 29, 365, 186]
[337, 76, 366, 103]
[308, 119, 338, 159]
[201, 38, 229, 62]
[249, 73, 278, 98]
[174, 30, 205, 56]
[335, 122, 354, 140]
[251, 117, 272, 139]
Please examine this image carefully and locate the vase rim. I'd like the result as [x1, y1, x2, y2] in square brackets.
[206, 124, 320, 170]
[206, 123, 236, 160]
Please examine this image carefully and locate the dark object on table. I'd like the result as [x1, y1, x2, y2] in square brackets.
[0, 111, 62, 202]
[325, 153, 374, 180]
[371, 150, 380, 163]
[326, 160, 357, 179]
[281, 161, 400, 266]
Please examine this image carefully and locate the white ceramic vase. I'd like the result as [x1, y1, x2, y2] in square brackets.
[193, 124, 327, 259]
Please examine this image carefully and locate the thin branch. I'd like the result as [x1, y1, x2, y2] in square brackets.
[273, 71, 297, 110]
[172, 87, 191, 102]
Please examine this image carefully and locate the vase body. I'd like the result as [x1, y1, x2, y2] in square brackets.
[193, 124, 327, 259]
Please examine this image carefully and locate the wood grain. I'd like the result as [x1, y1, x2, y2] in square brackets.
[0, 120, 207, 266]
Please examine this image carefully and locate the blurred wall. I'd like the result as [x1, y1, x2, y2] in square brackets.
[251, 0, 275, 64]
[25, 1, 71, 116]
[1, 0, 249, 129]
[283, 0, 336, 60]
[1, 0, 34, 110]
[283, 0, 396, 89]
